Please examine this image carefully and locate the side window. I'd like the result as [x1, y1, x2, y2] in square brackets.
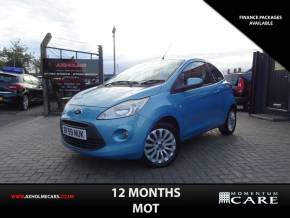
[173, 62, 207, 89]
[207, 64, 224, 82]
[203, 63, 215, 85]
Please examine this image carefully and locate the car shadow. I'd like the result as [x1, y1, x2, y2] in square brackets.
[0, 103, 42, 113]
[66, 129, 241, 174]
[0, 104, 20, 113]
[70, 153, 147, 170]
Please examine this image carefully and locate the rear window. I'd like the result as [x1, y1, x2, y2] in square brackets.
[0, 73, 19, 83]
[224, 74, 238, 86]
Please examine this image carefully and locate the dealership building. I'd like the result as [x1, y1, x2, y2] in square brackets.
[249, 52, 290, 119]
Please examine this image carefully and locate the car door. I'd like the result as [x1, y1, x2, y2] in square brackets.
[23, 75, 36, 101]
[23, 74, 32, 93]
[171, 61, 221, 139]
[29, 75, 43, 102]
[206, 64, 226, 125]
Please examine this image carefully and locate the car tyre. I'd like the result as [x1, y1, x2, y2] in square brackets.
[20, 94, 29, 110]
[219, 107, 237, 135]
[143, 122, 179, 168]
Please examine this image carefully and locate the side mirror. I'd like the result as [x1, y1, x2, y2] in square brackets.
[187, 78, 203, 86]
[172, 77, 204, 94]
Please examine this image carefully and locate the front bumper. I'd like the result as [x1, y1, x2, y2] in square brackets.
[61, 119, 106, 150]
[0, 92, 21, 105]
[61, 107, 153, 159]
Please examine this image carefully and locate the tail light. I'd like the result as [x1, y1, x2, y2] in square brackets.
[236, 78, 245, 94]
[7, 83, 25, 92]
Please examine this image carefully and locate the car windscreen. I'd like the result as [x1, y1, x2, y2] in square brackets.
[0, 73, 19, 83]
[106, 60, 184, 85]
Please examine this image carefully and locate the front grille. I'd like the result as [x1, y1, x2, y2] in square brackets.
[62, 119, 88, 128]
[61, 119, 105, 150]
[63, 135, 105, 150]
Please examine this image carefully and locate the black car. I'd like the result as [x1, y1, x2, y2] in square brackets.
[224, 70, 252, 111]
[0, 71, 43, 110]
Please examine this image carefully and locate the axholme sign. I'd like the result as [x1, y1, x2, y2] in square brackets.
[43, 58, 99, 77]
[55, 62, 87, 69]
[42, 58, 101, 93]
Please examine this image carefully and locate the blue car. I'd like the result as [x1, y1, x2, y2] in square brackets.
[60, 59, 236, 167]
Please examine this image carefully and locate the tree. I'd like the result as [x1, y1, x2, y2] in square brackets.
[0, 40, 35, 73]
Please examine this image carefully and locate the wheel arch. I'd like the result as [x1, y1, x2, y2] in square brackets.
[231, 103, 237, 112]
[154, 116, 181, 140]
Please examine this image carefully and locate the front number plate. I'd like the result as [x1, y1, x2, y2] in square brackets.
[62, 125, 87, 140]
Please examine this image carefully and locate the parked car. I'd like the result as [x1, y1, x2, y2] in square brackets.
[224, 70, 252, 111]
[0, 71, 43, 110]
[60, 59, 236, 167]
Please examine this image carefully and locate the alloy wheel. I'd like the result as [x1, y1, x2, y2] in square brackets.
[144, 128, 177, 165]
[227, 110, 236, 132]
[23, 95, 29, 110]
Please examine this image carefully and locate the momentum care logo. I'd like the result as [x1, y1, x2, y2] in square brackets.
[218, 191, 278, 205]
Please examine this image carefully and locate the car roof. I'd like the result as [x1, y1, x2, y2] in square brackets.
[187, 58, 207, 62]
[163, 58, 207, 65]
[165, 58, 206, 62]
[234, 71, 252, 75]
[0, 71, 39, 78]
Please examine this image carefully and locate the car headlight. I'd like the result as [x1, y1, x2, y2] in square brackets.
[97, 97, 149, 120]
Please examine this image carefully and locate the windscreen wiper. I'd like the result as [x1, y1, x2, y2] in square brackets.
[140, 79, 165, 85]
[105, 80, 139, 86]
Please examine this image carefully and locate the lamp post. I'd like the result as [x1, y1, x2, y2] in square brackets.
[13, 49, 16, 67]
[112, 26, 116, 75]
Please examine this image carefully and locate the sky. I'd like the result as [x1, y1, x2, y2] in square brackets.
[0, 0, 261, 73]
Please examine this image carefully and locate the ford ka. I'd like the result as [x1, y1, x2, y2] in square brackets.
[60, 59, 237, 167]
